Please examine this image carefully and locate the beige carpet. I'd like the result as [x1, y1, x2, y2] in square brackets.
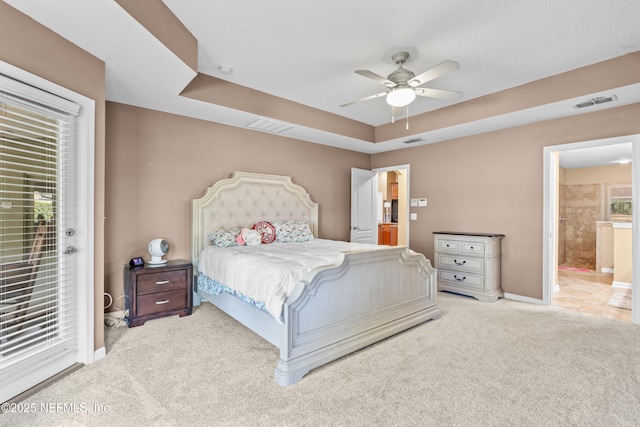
[609, 289, 632, 310]
[3, 293, 640, 426]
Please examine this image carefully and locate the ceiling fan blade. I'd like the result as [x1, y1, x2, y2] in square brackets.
[415, 87, 463, 100]
[408, 60, 459, 87]
[340, 91, 388, 107]
[355, 70, 397, 88]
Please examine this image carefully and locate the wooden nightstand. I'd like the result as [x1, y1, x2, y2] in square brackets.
[124, 260, 193, 327]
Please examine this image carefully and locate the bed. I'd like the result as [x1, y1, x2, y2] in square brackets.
[191, 171, 441, 385]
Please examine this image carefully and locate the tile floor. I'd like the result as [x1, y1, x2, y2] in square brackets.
[552, 267, 632, 322]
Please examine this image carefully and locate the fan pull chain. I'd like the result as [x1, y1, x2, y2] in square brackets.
[391, 110, 395, 123]
[406, 105, 409, 130]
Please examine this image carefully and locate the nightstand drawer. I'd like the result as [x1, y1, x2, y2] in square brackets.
[137, 289, 187, 317]
[136, 269, 187, 295]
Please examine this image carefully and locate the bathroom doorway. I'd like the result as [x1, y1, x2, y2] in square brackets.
[543, 135, 639, 324]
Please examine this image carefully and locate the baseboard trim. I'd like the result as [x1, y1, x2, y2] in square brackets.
[94, 346, 106, 362]
[612, 281, 632, 289]
[602, 268, 614, 274]
[504, 293, 545, 305]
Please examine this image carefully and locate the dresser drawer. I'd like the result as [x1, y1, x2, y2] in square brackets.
[137, 289, 188, 317]
[439, 270, 485, 289]
[136, 269, 188, 295]
[436, 238, 459, 253]
[436, 253, 484, 272]
[461, 241, 485, 255]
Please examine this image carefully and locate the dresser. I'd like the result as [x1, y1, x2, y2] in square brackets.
[124, 260, 193, 327]
[433, 232, 505, 302]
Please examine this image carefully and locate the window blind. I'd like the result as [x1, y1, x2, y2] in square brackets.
[0, 76, 79, 388]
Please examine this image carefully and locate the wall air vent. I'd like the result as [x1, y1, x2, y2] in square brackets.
[403, 137, 424, 144]
[246, 118, 293, 134]
[573, 95, 617, 109]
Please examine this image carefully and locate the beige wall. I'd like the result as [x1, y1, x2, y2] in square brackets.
[0, 3, 106, 351]
[564, 164, 632, 184]
[104, 103, 370, 301]
[372, 103, 640, 299]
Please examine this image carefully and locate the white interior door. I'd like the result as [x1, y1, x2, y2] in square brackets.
[350, 168, 378, 243]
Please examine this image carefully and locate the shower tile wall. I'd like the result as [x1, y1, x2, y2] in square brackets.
[564, 184, 602, 270]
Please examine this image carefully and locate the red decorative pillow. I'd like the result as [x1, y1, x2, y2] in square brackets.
[253, 221, 276, 244]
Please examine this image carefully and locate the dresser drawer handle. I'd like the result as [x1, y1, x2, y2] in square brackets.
[453, 275, 466, 281]
[454, 260, 466, 266]
[156, 280, 170, 285]
[155, 299, 170, 305]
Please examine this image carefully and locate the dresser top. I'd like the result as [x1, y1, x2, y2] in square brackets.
[433, 231, 505, 238]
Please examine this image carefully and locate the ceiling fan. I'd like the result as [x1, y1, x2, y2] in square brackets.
[341, 51, 463, 114]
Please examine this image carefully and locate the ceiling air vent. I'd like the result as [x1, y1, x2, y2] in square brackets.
[246, 118, 293, 134]
[403, 137, 424, 144]
[573, 95, 617, 109]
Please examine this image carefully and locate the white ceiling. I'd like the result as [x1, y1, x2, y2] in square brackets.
[558, 141, 633, 169]
[6, 0, 640, 164]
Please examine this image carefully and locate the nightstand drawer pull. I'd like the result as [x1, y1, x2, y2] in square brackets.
[156, 280, 170, 285]
[454, 275, 466, 281]
[155, 299, 170, 305]
[454, 260, 466, 265]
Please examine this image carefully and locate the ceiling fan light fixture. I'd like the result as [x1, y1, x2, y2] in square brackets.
[386, 86, 415, 107]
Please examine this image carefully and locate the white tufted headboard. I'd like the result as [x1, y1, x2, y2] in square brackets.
[191, 171, 319, 271]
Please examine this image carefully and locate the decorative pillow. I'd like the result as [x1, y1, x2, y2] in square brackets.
[253, 221, 276, 244]
[208, 227, 242, 248]
[243, 229, 263, 246]
[272, 220, 315, 243]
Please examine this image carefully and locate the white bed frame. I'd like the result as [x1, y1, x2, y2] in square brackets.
[191, 171, 441, 385]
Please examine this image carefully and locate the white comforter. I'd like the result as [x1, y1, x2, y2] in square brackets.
[198, 239, 384, 319]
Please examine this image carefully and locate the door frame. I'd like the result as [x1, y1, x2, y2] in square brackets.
[0, 61, 96, 370]
[373, 164, 410, 248]
[542, 135, 638, 324]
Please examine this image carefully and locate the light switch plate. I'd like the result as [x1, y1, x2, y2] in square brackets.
[410, 198, 418, 207]
[410, 213, 417, 220]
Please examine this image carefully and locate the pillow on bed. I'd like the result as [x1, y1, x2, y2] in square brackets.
[208, 227, 242, 247]
[253, 221, 276, 244]
[272, 220, 315, 243]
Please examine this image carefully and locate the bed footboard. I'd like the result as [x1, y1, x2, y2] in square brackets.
[274, 246, 440, 386]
